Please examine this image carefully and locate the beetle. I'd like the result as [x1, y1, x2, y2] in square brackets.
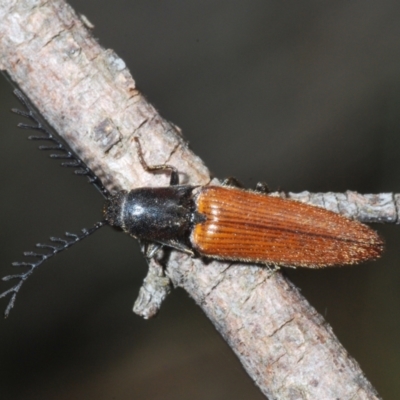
[104, 137, 383, 269]
[0, 89, 384, 317]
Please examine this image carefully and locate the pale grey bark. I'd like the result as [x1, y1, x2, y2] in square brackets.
[0, 1, 387, 398]
[288, 191, 399, 224]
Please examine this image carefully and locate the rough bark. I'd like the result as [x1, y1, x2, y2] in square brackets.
[0, 1, 386, 399]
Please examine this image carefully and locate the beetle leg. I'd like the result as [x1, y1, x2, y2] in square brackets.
[134, 137, 180, 186]
[221, 177, 243, 188]
[139, 240, 163, 260]
[255, 182, 270, 194]
[223, 178, 271, 193]
[161, 240, 195, 256]
[262, 264, 281, 279]
[140, 239, 194, 259]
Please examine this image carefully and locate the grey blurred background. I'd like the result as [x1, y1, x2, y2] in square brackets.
[1, 1, 400, 399]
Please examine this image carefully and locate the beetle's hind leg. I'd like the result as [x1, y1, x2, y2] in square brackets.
[134, 137, 179, 186]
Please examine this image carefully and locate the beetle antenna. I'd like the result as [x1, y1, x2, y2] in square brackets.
[11, 89, 110, 199]
[0, 221, 107, 318]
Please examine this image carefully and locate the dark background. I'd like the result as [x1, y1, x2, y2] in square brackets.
[1, 1, 400, 399]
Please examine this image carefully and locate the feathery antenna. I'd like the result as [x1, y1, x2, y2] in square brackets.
[0, 222, 106, 318]
[0, 89, 110, 317]
[11, 89, 110, 199]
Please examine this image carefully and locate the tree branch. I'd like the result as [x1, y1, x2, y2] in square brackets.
[0, 1, 387, 398]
